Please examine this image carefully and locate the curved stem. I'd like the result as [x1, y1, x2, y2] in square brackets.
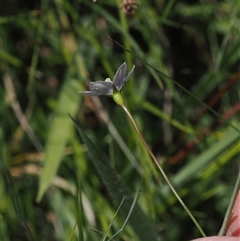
[218, 170, 240, 235]
[121, 104, 206, 237]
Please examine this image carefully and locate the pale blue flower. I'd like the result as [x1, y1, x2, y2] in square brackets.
[79, 62, 135, 96]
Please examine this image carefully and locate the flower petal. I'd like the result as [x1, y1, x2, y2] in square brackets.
[78, 90, 98, 96]
[79, 62, 135, 96]
[124, 65, 135, 83]
[113, 62, 135, 91]
[112, 62, 128, 91]
[90, 81, 113, 95]
[79, 81, 113, 96]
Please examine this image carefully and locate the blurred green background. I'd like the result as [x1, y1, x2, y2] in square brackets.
[1, 0, 240, 240]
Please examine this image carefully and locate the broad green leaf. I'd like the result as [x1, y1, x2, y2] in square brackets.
[70, 116, 158, 241]
[37, 76, 81, 202]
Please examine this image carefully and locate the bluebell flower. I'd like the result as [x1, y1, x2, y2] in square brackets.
[79, 62, 135, 97]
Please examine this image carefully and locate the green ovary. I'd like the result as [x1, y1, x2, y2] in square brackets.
[113, 92, 124, 105]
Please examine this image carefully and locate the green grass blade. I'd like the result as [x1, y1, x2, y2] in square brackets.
[1, 159, 34, 241]
[218, 170, 240, 235]
[173, 128, 240, 188]
[143, 101, 196, 135]
[37, 75, 81, 202]
[76, 155, 84, 241]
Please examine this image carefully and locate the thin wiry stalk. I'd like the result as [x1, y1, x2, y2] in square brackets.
[218, 170, 240, 235]
[121, 104, 206, 237]
[102, 197, 126, 241]
[107, 183, 142, 241]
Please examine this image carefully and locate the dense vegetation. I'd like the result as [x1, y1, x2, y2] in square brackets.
[1, 0, 239, 240]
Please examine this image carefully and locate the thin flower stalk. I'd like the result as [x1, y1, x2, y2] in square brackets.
[79, 62, 206, 237]
[121, 103, 206, 237]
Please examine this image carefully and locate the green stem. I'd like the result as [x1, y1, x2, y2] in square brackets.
[218, 170, 240, 235]
[121, 104, 206, 237]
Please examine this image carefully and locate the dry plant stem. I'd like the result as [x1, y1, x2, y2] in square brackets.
[121, 104, 206, 237]
[3, 74, 43, 152]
